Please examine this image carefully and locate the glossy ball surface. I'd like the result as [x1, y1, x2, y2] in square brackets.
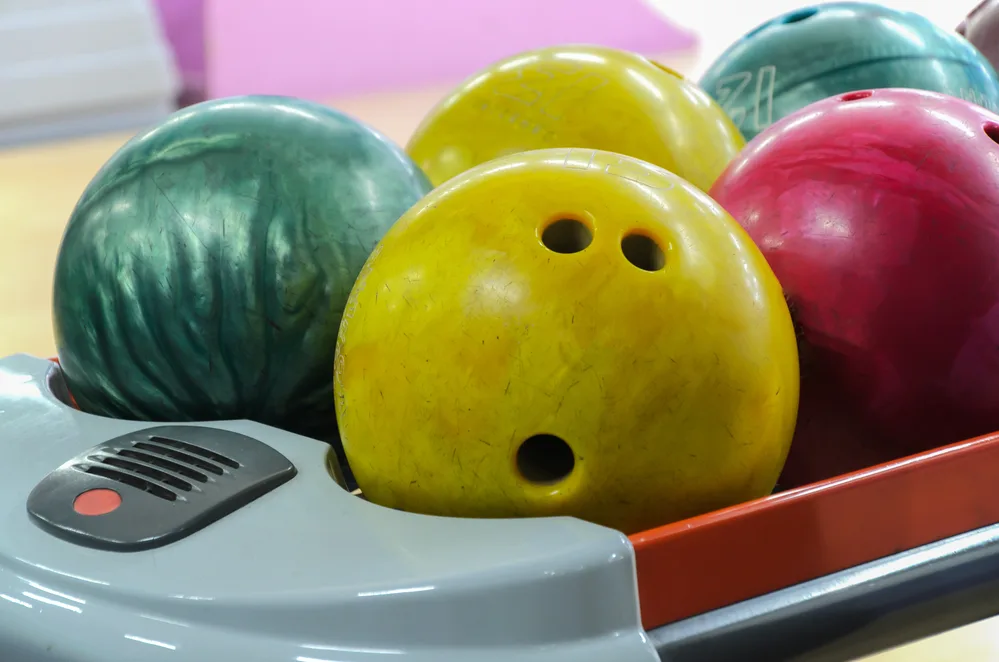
[334, 148, 799, 534]
[700, 2, 999, 141]
[406, 45, 745, 193]
[959, 0, 999, 72]
[54, 96, 432, 431]
[709, 87, 999, 485]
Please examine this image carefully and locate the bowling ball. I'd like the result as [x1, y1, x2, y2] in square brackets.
[54, 96, 432, 433]
[959, 0, 999, 72]
[406, 45, 745, 192]
[700, 2, 999, 141]
[334, 148, 799, 534]
[709, 87, 999, 485]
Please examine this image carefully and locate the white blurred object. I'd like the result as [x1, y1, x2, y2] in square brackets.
[643, 0, 976, 78]
[0, 0, 179, 146]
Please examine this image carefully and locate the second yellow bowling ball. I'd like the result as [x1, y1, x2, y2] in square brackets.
[334, 148, 798, 535]
[406, 45, 745, 192]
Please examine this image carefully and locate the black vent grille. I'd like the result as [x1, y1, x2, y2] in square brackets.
[134, 440, 227, 475]
[148, 435, 241, 469]
[27, 425, 297, 552]
[83, 464, 178, 501]
[117, 449, 209, 482]
[72, 433, 242, 502]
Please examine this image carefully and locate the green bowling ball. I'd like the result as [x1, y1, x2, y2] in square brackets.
[53, 95, 432, 434]
[700, 2, 999, 141]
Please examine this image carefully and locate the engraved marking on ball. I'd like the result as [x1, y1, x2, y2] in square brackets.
[716, 65, 777, 131]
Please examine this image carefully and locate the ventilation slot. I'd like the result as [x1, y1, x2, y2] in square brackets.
[94, 456, 193, 492]
[149, 435, 240, 469]
[118, 449, 209, 483]
[134, 442, 225, 475]
[81, 465, 178, 501]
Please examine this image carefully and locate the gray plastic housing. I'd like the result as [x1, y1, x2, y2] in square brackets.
[0, 354, 658, 662]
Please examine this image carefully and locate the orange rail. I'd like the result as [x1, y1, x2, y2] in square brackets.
[629, 432, 999, 630]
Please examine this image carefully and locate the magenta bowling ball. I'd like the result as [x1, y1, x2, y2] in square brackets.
[709, 88, 999, 485]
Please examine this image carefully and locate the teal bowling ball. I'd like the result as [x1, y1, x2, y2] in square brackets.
[700, 2, 999, 141]
[53, 96, 432, 433]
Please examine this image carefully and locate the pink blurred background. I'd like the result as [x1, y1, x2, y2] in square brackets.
[152, 0, 697, 104]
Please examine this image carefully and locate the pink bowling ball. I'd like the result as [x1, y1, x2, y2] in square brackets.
[710, 88, 999, 486]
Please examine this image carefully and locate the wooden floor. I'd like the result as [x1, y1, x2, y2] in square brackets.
[857, 617, 999, 661]
[1, 50, 998, 660]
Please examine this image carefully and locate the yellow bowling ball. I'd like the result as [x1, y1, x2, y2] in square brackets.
[406, 45, 745, 192]
[334, 148, 798, 534]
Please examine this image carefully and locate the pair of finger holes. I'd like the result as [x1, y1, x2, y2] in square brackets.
[540, 218, 665, 272]
[837, 92, 999, 147]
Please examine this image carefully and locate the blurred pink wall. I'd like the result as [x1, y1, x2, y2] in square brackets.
[154, 0, 697, 102]
[153, 0, 205, 101]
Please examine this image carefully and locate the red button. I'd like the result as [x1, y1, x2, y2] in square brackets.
[73, 488, 122, 516]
